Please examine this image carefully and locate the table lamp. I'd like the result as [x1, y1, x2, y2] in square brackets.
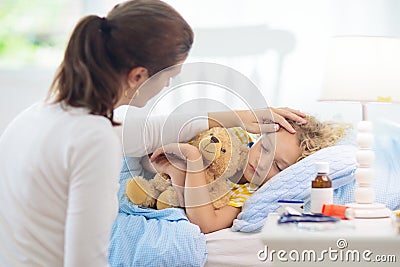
[320, 36, 400, 218]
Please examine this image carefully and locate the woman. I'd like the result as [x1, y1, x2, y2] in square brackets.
[0, 0, 305, 266]
[150, 116, 349, 233]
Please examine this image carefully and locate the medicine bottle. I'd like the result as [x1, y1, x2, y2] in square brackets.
[310, 162, 333, 214]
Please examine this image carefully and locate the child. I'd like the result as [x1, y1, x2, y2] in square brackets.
[150, 115, 349, 233]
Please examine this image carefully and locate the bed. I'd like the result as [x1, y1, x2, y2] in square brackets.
[109, 121, 400, 267]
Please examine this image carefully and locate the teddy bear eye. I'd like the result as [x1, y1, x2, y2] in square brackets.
[221, 148, 226, 153]
[210, 133, 214, 136]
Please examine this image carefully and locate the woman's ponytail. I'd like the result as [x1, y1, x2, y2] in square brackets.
[48, 0, 194, 125]
[49, 15, 122, 125]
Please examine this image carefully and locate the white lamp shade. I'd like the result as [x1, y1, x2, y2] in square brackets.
[320, 36, 400, 103]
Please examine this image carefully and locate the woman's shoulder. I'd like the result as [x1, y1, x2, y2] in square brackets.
[46, 102, 120, 149]
[45, 102, 113, 131]
[71, 115, 118, 144]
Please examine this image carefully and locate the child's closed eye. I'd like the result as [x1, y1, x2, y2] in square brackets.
[273, 160, 282, 172]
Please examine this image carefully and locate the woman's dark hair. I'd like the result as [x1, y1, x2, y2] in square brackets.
[48, 0, 193, 125]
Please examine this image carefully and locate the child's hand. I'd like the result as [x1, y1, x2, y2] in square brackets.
[150, 143, 202, 162]
[150, 154, 186, 186]
[150, 143, 203, 188]
[150, 143, 203, 173]
[150, 154, 177, 174]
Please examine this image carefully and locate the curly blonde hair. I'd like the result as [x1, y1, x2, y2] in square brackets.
[290, 115, 352, 161]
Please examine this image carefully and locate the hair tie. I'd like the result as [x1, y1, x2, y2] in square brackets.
[99, 17, 111, 34]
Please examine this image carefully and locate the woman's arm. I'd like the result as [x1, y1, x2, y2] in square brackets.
[65, 122, 121, 267]
[118, 107, 306, 157]
[151, 143, 241, 233]
[208, 107, 306, 134]
[116, 112, 208, 157]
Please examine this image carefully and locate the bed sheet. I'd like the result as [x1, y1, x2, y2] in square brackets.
[205, 228, 271, 267]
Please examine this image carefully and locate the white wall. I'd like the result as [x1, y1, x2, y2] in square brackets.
[0, 69, 54, 133]
[1, 0, 400, 134]
[164, 0, 400, 122]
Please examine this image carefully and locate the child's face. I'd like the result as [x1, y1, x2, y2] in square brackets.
[243, 129, 302, 186]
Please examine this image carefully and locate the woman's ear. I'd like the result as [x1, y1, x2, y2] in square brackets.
[127, 67, 149, 90]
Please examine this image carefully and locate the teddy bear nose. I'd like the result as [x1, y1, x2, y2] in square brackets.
[210, 136, 219, 143]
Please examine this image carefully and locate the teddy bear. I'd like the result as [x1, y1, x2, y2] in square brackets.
[125, 127, 252, 210]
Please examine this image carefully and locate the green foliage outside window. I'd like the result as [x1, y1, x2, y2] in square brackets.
[0, 0, 69, 68]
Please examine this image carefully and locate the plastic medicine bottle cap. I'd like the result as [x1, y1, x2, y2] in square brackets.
[321, 204, 354, 219]
[316, 162, 329, 174]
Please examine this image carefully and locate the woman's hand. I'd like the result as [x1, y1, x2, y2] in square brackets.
[208, 107, 307, 134]
[264, 107, 307, 133]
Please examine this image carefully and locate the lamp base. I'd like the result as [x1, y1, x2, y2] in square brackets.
[347, 203, 391, 218]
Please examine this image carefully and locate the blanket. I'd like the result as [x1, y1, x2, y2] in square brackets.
[109, 157, 207, 267]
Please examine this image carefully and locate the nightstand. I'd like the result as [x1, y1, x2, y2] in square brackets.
[260, 213, 400, 266]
